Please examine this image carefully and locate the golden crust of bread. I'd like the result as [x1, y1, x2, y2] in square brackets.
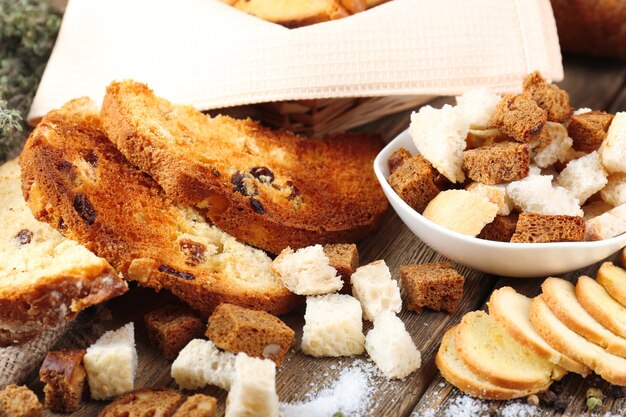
[20, 98, 299, 316]
[229, 0, 349, 27]
[100, 81, 388, 255]
[98, 388, 184, 417]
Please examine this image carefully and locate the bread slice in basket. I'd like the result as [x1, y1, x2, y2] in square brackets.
[19, 98, 298, 316]
[0, 158, 127, 346]
[100, 80, 388, 255]
[529, 297, 626, 385]
[454, 311, 561, 390]
[487, 287, 589, 375]
[436, 327, 550, 400]
[541, 277, 626, 358]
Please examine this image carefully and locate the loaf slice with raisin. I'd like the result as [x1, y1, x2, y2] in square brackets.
[20, 98, 298, 316]
[100, 81, 388, 255]
[0, 158, 126, 346]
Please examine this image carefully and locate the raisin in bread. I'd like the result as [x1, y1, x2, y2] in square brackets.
[100, 81, 387, 255]
[0, 158, 126, 346]
[19, 98, 298, 316]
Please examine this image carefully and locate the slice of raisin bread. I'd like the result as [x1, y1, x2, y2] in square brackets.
[100, 81, 388, 255]
[19, 98, 298, 316]
[0, 158, 126, 346]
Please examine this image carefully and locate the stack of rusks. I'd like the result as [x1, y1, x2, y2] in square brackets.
[1, 80, 388, 346]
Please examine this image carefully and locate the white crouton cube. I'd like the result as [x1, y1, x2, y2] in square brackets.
[507, 174, 583, 216]
[350, 260, 402, 321]
[365, 311, 421, 379]
[84, 322, 137, 400]
[586, 204, 626, 241]
[455, 88, 502, 129]
[301, 294, 364, 357]
[600, 112, 626, 173]
[409, 104, 469, 183]
[573, 108, 592, 116]
[583, 200, 614, 221]
[225, 353, 278, 417]
[271, 245, 342, 295]
[556, 151, 608, 205]
[423, 190, 499, 236]
[171, 339, 235, 391]
[532, 122, 572, 168]
[466, 182, 513, 216]
[602, 173, 626, 206]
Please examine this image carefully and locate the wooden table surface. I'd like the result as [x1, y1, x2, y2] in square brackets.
[30, 56, 626, 417]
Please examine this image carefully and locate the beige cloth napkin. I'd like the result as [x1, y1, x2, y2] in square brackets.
[28, 0, 562, 122]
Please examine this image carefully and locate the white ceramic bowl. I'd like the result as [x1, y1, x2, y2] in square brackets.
[374, 129, 626, 278]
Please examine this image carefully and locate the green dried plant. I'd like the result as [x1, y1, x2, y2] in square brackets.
[0, 0, 61, 161]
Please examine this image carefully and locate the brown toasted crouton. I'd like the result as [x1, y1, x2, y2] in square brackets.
[522, 71, 572, 122]
[388, 154, 440, 213]
[144, 305, 204, 359]
[0, 385, 42, 417]
[463, 142, 530, 185]
[387, 148, 413, 174]
[400, 262, 465, 314]
[39, 350, 86, 413]
[489, 94, 547, 143]
[510, 213, 585, 243]
[323, 243, 358, 293]
[568, 111, 614, 153]
[477, 214, 520, 242]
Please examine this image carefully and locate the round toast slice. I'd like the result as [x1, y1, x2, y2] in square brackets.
[100, 80, 388, 255]
[487, 287, 589, 375]
[530, 297, 626, 386]
[436, 327, 550, 400]
[455, 311, 558, 390]
[576, 275, 626, 338]
[542, 277, 626, 358]
[20, 98, 299, 316]
[596, 262, 626, 307]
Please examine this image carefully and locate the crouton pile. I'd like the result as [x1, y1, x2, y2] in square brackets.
[389, 71, 626, 243]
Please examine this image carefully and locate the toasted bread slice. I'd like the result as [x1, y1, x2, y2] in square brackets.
[98, 388, 184, 417]
[20, 98, 298, 316]
[455, 311, 558, 390]
[530, 297, 626, 385]
[436, 327, 550, 400]
[228, 0, 349, 27]
[576, 275, 626, 338]
[0, 158, 127, 346]
[488, 287, 589, 375]
[542, 278, 626, 358]
[100, 81, 387, 255]
[597, 262, 626, 307]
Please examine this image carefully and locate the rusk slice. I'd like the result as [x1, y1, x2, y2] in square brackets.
[455, 311, 558, 390]
[530, 297, 626, 386]
[488, 287, 589, 375]
[227, 0, 349, 27]
[0, 159, 127, 346]
[20, 98, 298, 316]
[101, 81, 387, 255]
[597, 262, 626, 306]
[436, 327, 550, 400]
[576, 275, 626, 338]
[541, 277, 626, 357]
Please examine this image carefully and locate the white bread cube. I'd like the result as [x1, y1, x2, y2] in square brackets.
[423, 190, 498, 236]
[507, 174, 583, 216]
[365, 311, 421, 379]
[466, 182, 513, 216]
[225, 353, 278, 417]
[600, 112, 626, 173]
[271, 245, 342, 295]
[409, 104, 469, 183]
[602, 173, 626, 206]
[171, 339, 235, 391]
[350, 260, 401, 321]
[301, 294, 364, 357]
[84, 322, 137, 400]
[586, 203, 626, 241]
[532, 122, 572, 168]
[583, 200, 614, 221]
[455, 88, 501, 129]
[555, 151, 608, 205]
[573, 108, 592, 116]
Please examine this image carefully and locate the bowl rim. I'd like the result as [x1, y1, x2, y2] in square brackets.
[374, 128, 626, 250]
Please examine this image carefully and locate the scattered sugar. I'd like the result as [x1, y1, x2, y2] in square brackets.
[280, 360, 379, 417]
[422, 410, 436, 417]
[499, 401, 538, 417]
[443, 395, 488, 417]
